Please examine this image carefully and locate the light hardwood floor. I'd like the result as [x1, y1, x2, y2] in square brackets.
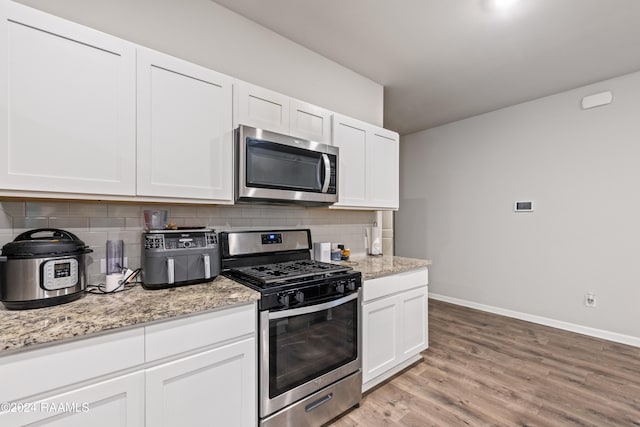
[329, 299, 640, 426]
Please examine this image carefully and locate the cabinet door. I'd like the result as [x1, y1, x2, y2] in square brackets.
[290, 99, 332, 144]
[146, 337, 256, 427]
[332, 114, 367, 207]
[366, 128, 399, 209]
[235, 81, 290, 134]
[0, 2, 136, 196]
[0, 371, 145, 427]
[399, 286, 428, 358]
[137, 48, 233, 201]
[362, 297, 399, 384]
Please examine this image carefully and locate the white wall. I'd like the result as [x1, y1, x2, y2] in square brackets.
[396, 71, 640, 340]
[14, 0, 383, 126]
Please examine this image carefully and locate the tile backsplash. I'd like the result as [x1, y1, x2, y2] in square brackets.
[0, 200, 379, 285]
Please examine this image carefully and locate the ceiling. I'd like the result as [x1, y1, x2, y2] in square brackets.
[211, 0, 640, 135]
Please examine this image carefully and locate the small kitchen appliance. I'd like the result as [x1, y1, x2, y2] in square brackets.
[0, 228, 92, 310]
[312, 241, 331, 262]
[141, 229, 220, 289]
[236, 125, 339, 206]
[220, 229, 362, 427]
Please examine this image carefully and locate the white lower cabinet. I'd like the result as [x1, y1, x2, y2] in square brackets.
[0, 372, 145, 427]
[0, 304, 257, 427]
[146, 337, 256, 427]
[361, 269, 428, 391]
[0, 328, 145, 427]
[144, 304, 257, 427]
[399, 288, 429, 359]
[362, 295, 399, 381]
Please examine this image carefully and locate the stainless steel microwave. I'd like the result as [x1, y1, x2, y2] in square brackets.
[236, 125, 338, 205]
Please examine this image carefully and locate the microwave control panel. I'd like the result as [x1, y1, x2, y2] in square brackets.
[328, 154, 337, 195]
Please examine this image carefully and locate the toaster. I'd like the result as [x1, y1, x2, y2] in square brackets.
[141, 229, 220, 289]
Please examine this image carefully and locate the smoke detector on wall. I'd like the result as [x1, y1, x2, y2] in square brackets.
[581, 91, 613, 110]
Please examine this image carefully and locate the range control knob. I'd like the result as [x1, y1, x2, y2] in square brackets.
[295, 291, 304, 304]
[335, 281, 345, 294]
[278, 293, 290, 307]
[347, 278, 357, 291]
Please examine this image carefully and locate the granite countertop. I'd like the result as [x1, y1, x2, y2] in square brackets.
[0, 255, 429, 356]
[0, 276, 259, 355]
[345, 255, 431, 280]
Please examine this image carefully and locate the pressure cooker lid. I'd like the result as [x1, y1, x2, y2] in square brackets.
[1, 228, 91, 258]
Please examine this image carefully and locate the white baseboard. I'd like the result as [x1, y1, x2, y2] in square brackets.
[429, 293, 640, 348]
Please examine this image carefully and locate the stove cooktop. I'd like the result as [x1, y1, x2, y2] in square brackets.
[230, 259, 352, 285]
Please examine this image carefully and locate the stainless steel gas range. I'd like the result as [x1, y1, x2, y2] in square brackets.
[220, 229, 362, 427]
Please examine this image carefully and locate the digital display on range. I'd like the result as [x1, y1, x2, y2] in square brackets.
[54, 262, 71, 278]
[261, 233, 282, 245]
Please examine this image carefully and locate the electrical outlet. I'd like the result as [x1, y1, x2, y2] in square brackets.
[585, 292, 596, 308]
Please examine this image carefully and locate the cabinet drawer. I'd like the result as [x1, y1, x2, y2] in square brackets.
[145, 303, 256, 362]
[363, 268, 428, 302]
[0, 328, 144, 403]
[0, 371, 145, 427]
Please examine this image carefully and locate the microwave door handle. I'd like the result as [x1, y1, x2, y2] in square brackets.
[321, 153, 331, 193]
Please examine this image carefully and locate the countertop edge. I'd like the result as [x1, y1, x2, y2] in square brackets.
[346, 255, 431, 281]
[0, 300, 258, 358]
[0, 276, 259, 356]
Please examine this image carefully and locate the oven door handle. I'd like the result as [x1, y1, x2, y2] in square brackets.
[268, 292, 358, 320]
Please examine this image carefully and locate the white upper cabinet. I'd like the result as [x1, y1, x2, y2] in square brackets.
[367, 128, 399, 209]
[235, 81, 332, 144]
[333, 115, 367, 207]
[235, 82, 290, 134]
[137, 48, 233, 202]
[0, 1, 136, 196]
[332, 114, 399, 210]
[289, 98, 332, 144]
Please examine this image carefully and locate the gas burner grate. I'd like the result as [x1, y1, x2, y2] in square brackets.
[231, 260, 352, 285]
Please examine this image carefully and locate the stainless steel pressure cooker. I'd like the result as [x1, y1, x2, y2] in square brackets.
[0, 228, 93, 310]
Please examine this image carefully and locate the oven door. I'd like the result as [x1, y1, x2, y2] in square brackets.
[237, 125, 338, 205]
[260, 290, 361, 418]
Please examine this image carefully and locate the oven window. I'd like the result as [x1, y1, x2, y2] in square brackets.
[268, 298, 358, 398]
[246, 139, 323, 192]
